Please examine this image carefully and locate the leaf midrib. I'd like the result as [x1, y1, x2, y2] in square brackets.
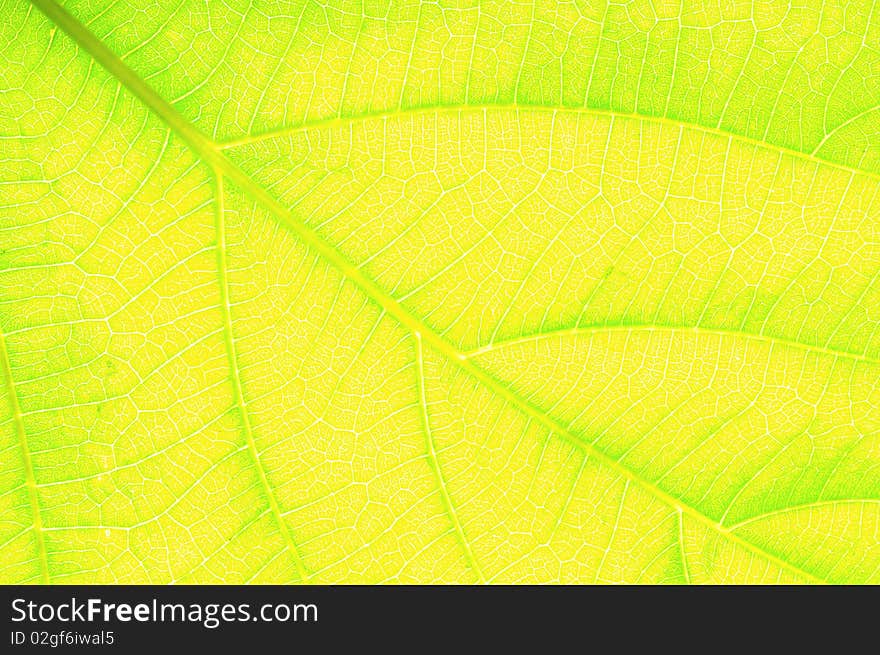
[30, 0, 828, 584]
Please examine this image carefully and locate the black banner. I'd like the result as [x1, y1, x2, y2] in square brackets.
[0, 585, 871, 650]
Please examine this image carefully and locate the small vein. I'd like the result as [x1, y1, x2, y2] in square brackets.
[414, 333, 485, 583]
[812, 104, 880, 155]
[0, 324, 49, 583]
[595, 480, 628, 583]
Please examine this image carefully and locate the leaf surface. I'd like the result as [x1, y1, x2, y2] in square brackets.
[1, 0, 879, 583]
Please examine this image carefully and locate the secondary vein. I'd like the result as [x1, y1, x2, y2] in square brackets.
[0, 323, 49, 583]
[213, 174, 310, 582]
[414, 333, 485, 583]
[214, 104, 880, 184]
[463, 325, 880, 366]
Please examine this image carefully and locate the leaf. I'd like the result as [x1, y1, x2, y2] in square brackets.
[1, 0, 879, 584]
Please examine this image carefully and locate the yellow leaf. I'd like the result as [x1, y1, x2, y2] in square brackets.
[1, 0, 878, 584]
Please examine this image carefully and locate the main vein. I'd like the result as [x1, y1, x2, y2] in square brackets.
[31, 0, 825, 584]
[0, 323, 49, 583]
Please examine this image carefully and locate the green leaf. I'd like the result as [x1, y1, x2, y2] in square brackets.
[1, 0, 879, 584]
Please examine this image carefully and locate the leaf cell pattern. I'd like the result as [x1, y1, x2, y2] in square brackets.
[1, 0, 879, 584]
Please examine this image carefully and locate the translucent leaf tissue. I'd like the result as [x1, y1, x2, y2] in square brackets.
[1, 0, 879, 584]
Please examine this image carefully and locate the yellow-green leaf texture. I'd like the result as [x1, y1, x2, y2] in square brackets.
[2, 0, 879, 584]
